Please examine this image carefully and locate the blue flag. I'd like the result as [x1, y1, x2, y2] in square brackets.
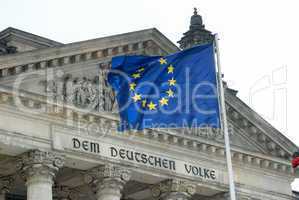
[108, 43, 220, 130]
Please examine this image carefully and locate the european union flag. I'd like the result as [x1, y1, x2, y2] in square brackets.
[108, 43, 220, 130]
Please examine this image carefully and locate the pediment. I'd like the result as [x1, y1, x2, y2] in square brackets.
[224, 87, 297, 161]
[0, 27, 179, 70]
[226, 123, 267, 154]
[0, 27, 62, 53]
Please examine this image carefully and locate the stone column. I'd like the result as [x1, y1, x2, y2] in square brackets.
[151, 179, 196, 200]
[0, 175, 14, 200]
[89, 164, 131, 200]
[18, 150, 64, 200]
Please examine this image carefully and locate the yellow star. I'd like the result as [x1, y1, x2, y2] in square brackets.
[147, 101, 157, 110]
[168, 78, 176, 86]
[159, 58, 167, 65]
[132, 73, 141, 79]
[132, 93, 142, 102]
[159, 97, 169, 106]
[138, 67, 145, 72]
[166, 89, 174, 97]
[167, 65, 174, 74]
[129, 82, 136, 91]
[142, 99, 147, 107]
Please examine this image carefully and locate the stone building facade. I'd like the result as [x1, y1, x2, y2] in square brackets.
[0, 10, 297, 200]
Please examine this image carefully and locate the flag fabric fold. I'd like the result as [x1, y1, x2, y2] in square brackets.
[108, 43, 220, 130]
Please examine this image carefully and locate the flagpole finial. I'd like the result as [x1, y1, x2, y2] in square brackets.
[193, 7, 198, 15]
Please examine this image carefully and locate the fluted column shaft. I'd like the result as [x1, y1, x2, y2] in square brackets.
[27, 174, 53, 200]
[18, 150, 64, 200]
[89, 164, 131, 200]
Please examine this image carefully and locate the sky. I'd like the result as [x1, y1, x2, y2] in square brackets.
[1, 0, 299, 190]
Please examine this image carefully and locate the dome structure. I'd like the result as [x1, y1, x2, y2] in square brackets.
[190, 8, 204, 29]
[178, 8, 214, 49]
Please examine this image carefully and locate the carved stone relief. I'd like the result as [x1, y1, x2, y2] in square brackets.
[71, 77, 99, 109]
[43, 64, 118, 113]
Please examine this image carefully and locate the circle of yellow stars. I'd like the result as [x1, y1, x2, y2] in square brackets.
[129, 57, 177, 111]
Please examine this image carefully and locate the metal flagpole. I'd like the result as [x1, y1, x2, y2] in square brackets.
[98, 63, 102, 112]
[214, 33, 237, 200]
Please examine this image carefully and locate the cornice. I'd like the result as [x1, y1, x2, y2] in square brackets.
[0, 28, 177, 70]
[0, 89, 294, 177]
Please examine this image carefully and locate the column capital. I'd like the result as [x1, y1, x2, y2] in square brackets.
[88, 164, 131, 200]
[151, 179, 196, 200]
[0, 175, 14, 195]
[89, 164, 131, 183]
[17, 149, 64, 182]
